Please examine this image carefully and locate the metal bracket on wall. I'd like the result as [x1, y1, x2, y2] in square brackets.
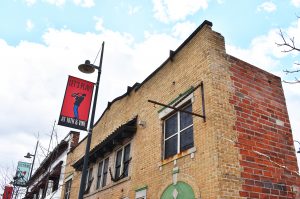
[148, 81, 206, 122]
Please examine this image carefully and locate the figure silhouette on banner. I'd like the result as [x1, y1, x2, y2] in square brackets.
[72, 93, 86, 120]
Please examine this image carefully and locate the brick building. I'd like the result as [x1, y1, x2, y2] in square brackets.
[24, 131, 79, 199]
[61, 20, 300, 199]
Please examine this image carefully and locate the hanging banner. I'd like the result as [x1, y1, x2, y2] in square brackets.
[3, 185, 13, 199]
[58, 76, 94, 130]
[14, 161, 31, 187]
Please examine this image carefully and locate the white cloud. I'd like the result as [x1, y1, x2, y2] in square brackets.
[172, 21, 197, 39]
[44, 0, 66, 6]
[26, 19, 34, 32]
[25, 0, 37, 6]
[291, 0, 300, 7]
[226, 29, 282, 71]
[152, 0, 208, 23]
[73, 0, 95, 8]
[94, 17, 105, 32]
[128, 5, 141, 16]
[257, 1, 277, 13]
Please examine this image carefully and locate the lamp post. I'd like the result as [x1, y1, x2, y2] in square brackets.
[24, 140, 38, 196]
[77, 42, 105, 199]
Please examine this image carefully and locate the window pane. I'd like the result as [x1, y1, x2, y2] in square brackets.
[180, 104, 193, 130]
[180, 126, 194, 151]
[165, 113, 178, 138]
[102, 158, 109, 187]
[164, 135, 178, 158]
[96, 161, 103, 189]
[123, 144, 130, 162]
[116, 150, 122, 166]
[115, 150, 122, 178]
[123, 144, 131, 177]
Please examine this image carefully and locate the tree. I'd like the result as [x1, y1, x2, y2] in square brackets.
[276, 24, 300, 84]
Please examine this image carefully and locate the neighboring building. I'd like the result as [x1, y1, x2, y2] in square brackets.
[62, 20, 300, 199]
[24, 131, 79, 199]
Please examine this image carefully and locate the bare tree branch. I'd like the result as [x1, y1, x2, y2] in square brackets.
[276, 29, 300, 52]
[283, 69, 300, 74]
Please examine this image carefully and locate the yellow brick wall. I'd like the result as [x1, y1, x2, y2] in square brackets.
[62, 21, 244, 199]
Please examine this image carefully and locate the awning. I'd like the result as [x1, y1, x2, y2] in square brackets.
[73, 117, 137, 171]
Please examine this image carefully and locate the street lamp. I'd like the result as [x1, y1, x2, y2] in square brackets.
[77, 42, 105, 199]
[24, 140, 38, 196]
[294, 140, 300, 153]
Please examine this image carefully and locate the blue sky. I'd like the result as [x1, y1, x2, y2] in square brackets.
[0, 0, 300, 190]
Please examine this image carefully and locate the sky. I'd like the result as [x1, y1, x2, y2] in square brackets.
[0, 0, 300, 191]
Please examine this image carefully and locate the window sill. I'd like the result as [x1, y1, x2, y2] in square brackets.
[161, 147, 196, 166]
[84, 176, 131, 198]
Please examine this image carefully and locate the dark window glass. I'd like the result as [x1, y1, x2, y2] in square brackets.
[164, 102, 194, 159]
[53, 178, 59, 192]
[180, 126, 194, 151]
[96, 161, 103, 189]
[165, 114, 178, 138]
[180, 104, 193, 130]
[123, 144, 131, 177]
[164, 135, 178, 158]
[102, 158, 109, 187]
[115, 150, 122, 178]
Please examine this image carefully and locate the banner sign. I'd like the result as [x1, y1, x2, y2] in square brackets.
[58, 76, 94, 130]
[3, 185, 13, 199]
[14, 161, 31, 187]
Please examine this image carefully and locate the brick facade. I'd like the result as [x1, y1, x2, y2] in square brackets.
[61, 20, 299, 199]
[229, 57, 300, 198]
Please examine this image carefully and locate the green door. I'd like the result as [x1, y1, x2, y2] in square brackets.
[161, 181, 195, 199]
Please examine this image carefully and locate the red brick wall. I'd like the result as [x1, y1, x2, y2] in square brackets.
[228, 56, 300, 199]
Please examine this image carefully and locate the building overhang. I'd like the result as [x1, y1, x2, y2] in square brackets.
[73, 116, 137, 171]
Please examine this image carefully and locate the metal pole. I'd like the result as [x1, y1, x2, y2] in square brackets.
[25, 140, 38, 197]
[78, 42, 104, 199]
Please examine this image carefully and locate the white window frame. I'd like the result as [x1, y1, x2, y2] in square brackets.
[159, 93, 194, 119]
[114, 143, 131, 179]
[163, 101, 194, 159]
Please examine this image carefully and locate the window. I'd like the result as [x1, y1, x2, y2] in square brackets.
[85, 167, 93, 192]
[164, 102, 194, 159]
[135, 187, 147, 199]
[64, 179, 72, 199]
[114, 143, 131, 179]
[96, 157, 109, 189]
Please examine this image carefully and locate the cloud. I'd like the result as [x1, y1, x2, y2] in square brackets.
[171, 21, 197, 39]
[94, 17, 105, 32]
[152, 0, 208, 23]
[291, 0, 300, 7]
[73, 0, 95, 8]
[128, 5, 141, 16]
[26, 19, 34, 32]
[44, 0, 66, 6]
[25, 0, 37, 6]
[257, 1, 277, 13]
[226, 29, 282, 71]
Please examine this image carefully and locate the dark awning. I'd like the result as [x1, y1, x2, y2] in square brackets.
[73, 117, 137, 171]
